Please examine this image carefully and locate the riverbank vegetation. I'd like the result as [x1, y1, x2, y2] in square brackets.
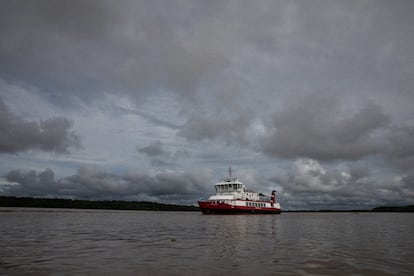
[1, 196, 413, 212]
[371, 205, 414, 212]
[0, 196, 199, 211]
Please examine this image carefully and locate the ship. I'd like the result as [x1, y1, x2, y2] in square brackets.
[198, 167, 281, 214]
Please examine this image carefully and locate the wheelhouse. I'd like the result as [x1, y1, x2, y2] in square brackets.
[214, 179, 247, 193]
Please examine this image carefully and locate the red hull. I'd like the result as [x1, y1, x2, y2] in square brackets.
[198, 201, 281, 214]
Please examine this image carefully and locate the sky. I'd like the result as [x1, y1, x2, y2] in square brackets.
[0, 0, 413, 210]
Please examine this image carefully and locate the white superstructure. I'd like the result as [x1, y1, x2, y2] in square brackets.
[198, 167, 282, 214]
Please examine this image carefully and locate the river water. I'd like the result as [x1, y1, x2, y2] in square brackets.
[0, 208, 413, 275]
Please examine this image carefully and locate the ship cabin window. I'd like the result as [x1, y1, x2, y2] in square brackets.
[215, 183, 241, 193]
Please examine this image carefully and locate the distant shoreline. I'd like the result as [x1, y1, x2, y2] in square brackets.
[0, 196, 413, 212]
[0, 196, 199, 212]
[283, 206, 414, 212]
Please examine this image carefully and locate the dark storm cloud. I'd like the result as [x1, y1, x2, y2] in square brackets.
[0, 0, 231, 98]
[0, 1, 121, 94]
[114, 105, 180, 130]
[138, 140, 190, 166]
[138, 141, 166, 158]
[385, 126, 414, 159]
[5, 168, 58, 197]
[124, 170, 210, 197]
[2, 166, 211, 202]
[261, 94, 390, 160]
[0, 0, 413, 103]
[1, 1, 413, 140]
[348, 164, 370, 183]
[179, 111, 254, 145]
[0, 98, 81, 154]
[260, 93, 414, 165]
[400, 175, 414, 198]
[138, 140, 171, 166]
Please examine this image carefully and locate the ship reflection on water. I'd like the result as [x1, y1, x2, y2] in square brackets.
[0, 209, 412, 275]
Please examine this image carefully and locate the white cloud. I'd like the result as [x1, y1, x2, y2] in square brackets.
[273, 158, 413, 210]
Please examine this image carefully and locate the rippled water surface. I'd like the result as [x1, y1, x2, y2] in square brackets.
[1, 208, 413, 275]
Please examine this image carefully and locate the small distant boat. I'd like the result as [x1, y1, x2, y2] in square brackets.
[198, 167, 282, 214]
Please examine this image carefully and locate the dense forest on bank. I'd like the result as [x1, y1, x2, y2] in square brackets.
[371, 205, 414, 212]
[1, 196, 413, 212]
[0, 196, 200, 211]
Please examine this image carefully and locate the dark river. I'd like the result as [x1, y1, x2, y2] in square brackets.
[1, 208, 413, 275]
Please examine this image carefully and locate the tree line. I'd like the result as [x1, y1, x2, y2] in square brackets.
[1, 196, 412, 212]
[0, 196, 200, 211]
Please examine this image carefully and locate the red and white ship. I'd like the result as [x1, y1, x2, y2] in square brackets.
[198, 167, 281, 214]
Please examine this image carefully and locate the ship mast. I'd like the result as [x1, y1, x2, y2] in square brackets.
[229, 166, 232, 179]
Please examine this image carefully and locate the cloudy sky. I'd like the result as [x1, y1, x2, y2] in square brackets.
[0, 0, 413, 210]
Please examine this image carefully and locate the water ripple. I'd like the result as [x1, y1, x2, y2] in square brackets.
[1, 209, 413, 275]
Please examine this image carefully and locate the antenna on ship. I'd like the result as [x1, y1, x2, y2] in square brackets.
[229, 166, 232, 179]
